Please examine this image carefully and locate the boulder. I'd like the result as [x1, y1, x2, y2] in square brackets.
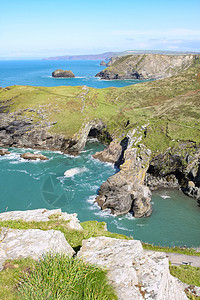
[0, 208, 83, 231]
[78, 237, 187, 300]
[0, 148, 10, 156]
[20, 152, 49, 160]
[52, 69, 75, 78]
[0, 228, 75, 271]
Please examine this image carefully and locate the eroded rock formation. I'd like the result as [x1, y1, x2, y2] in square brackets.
[95, 143, 152, 218]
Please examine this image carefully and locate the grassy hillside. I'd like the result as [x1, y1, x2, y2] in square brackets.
[0, 62, 200, 154]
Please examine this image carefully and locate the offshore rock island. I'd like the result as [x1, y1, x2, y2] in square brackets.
[0, 54, 200, 218]
[52, 69, 75, 78]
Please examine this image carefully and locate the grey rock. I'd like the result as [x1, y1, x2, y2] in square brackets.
[0, 208, 83, 231]
[0, 228, 75, 271]
[96, 145, 152, 217]
[78, 237, 187, 300]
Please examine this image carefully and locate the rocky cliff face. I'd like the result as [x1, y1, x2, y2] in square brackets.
[96, 54, 200, 80]
[94, 136, 152, 218]
[0, 104, 107, 154]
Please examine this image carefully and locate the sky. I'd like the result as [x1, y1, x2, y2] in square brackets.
[1, 0, 200, 59]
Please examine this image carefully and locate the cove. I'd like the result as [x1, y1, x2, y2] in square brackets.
[0, 141, 200, 248]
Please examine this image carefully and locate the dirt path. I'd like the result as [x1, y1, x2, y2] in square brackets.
[79, 86, 89, 113]
[144, 250, 200, 267]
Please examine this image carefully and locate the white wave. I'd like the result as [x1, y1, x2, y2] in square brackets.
[160, 195, 171, 199]
[86, 195, 96, 204]
[112, 219, 134, 232]
[64, 167, 88, 177]
[94, 209, 113, 218]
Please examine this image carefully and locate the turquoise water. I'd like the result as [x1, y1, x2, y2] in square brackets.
[0, 60, 148, 88]
[0, 142, 199, 248]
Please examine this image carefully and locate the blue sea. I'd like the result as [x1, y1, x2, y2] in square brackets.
[0, 60, 199, 247]
[0, 59, 147, 88]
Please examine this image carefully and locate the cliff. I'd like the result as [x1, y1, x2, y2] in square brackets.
[96, 53, 200, 80]
[0, 59, 200, 217]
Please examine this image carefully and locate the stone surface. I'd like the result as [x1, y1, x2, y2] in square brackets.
[78, 236, 187, 300]
[20, 152, 49, 160]
[93, 140, 123, 165]
[96, 144, 152, 217]
[0, 208, 83, 231]
[0, 228, 75, 271]
[52, 69, 75, 78]
[96, 54, 200, 80]
[0, 148, 10, 156]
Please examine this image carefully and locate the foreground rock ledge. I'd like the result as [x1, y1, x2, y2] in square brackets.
[0, 208, 83, 231]
[78, 237, 187, 300]
[0, 228, 75, 271]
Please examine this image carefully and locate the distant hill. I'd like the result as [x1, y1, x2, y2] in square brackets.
[43, 50, 200, 61]
[43, 52, 118, 61]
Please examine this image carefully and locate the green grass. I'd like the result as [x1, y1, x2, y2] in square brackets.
[143, 243, 200, 256]
[169, 265, 200, 286]
[0, 255, 117, 300]
[1, 61, 200, 154]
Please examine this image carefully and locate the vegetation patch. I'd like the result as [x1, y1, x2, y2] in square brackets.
[0, 255, 117, 300]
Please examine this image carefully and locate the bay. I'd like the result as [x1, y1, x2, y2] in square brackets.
[0, 142, 199, 248]
[0, 60, 148, 88]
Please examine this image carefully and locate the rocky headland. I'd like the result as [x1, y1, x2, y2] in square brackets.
[52, 69, 75, 78]
[0, 57, 200, 218]
[96, 53, 200, 80]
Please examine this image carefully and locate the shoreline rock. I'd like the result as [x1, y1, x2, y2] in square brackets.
[0, 148, 10, 156]
[20, 152, 49, 160]
[52, 69, 75, 78]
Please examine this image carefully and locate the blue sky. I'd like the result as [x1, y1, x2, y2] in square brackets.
[1, 0, 200, 58]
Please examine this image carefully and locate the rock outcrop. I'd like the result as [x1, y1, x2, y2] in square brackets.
[96, 54, 200, 80]
[100, 60, 107, 66]
[0, 208, 83, 231]
[52, 69, 75, 78]
[78, 236, 187, 300]
[95, 143, 152, 217]
[20, 152, 49, 160]
[146, 145, 200, 203]
[0, 148, 10, 156]
[0, 228, 75, 271]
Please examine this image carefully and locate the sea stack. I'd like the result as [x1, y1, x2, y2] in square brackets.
[52, 69, 75, 78]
